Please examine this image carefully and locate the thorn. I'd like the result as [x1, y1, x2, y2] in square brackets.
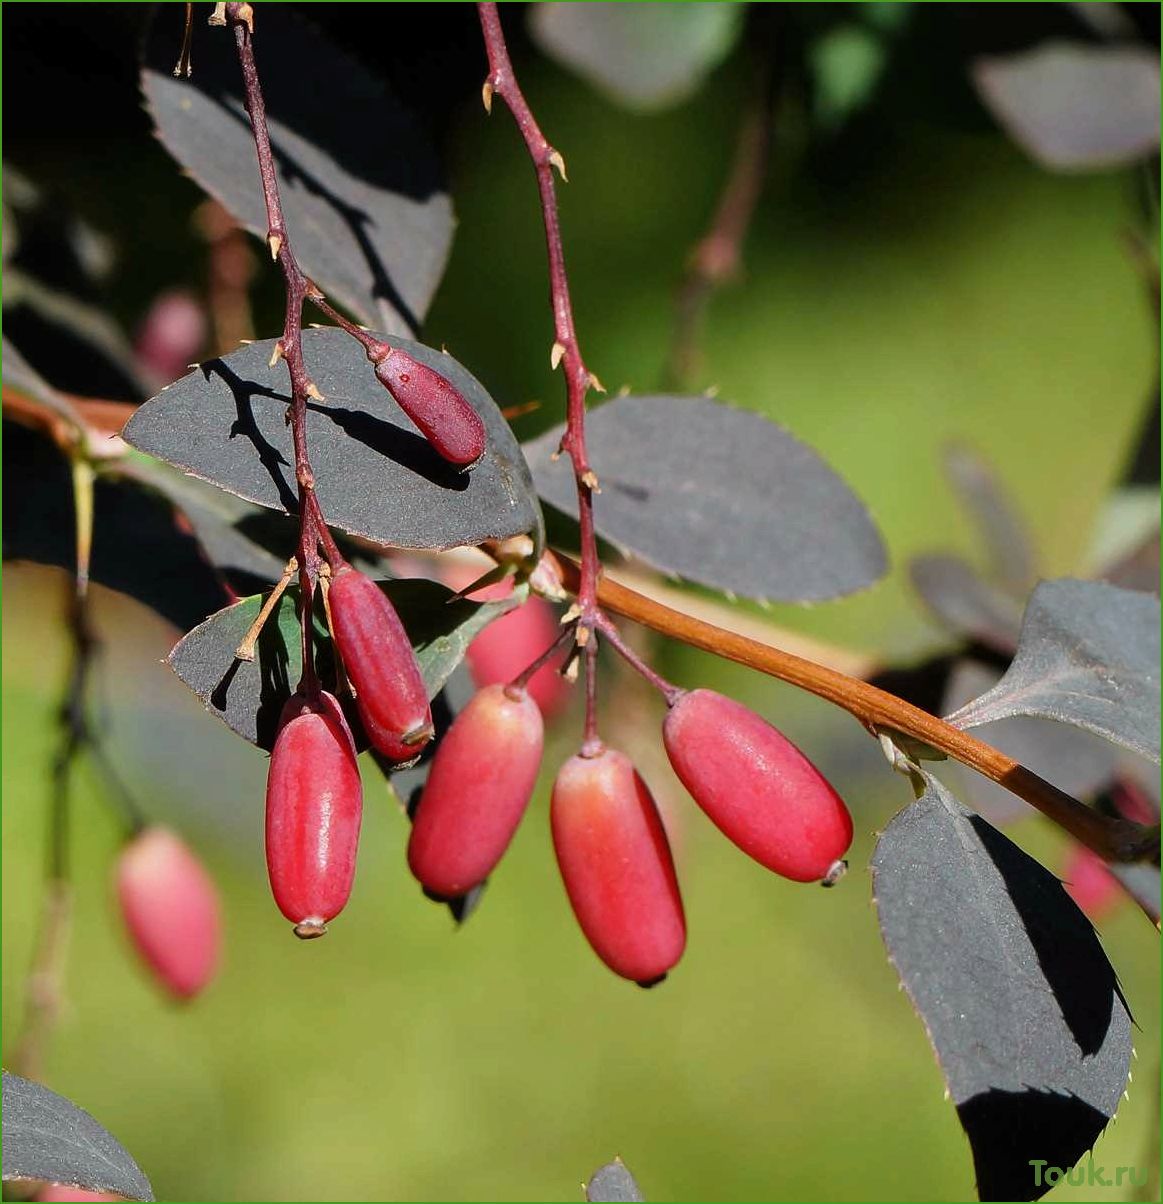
[237, 2, 254, 33]
[563, 655, 581, 684]
[186, 362, 201, 371]
[481, 79, 494, 114]
[238, 339, 253, 345]
[268, 342, 285, 368]
[616, 384, 631, 398]
[306, 382, 325, 402]
[548, 149, 568, 182]
[267, 232, 282, 260]
[560, 603, 582, 626]
[581, 469, 600, 493]
[576, 625, 591, 647]
[549, 448, 561, 462]
[587, 372, 606, 394]
[208, 2, 227, 25]
[550, 341, 566, 371]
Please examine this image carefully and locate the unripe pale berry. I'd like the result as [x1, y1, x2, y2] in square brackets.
[408, 684, 544, 897]
[551, 748, 686, 986]
[266, 691, 363, 937]
[35, 1187, 123, 1202]
[327, 566, 433, 763]
[663, 689, 853, 883]
[116, 827, 221, 1001]
[372, 347, 486, 469]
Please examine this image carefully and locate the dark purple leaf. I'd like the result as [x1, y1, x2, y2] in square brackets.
[947, 579, 1160, 764]
[972, 41, 1160, 171]
[909, 555, 1024, 654]
[523, 395, 886, 602]
[872, 772, 1132, 1201]
[142, 5, 452, 334]
[122, 330, 543, 554]
[2, 1071, 154, 1202]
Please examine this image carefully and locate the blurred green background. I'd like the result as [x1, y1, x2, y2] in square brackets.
[3, 4, 1159, 1201]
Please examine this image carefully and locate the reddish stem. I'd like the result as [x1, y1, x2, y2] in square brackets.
[227, 2, 327, 691]
[478, 2, 602, 745]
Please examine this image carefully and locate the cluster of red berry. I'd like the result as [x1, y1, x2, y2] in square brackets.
[259, 549, 855, 984]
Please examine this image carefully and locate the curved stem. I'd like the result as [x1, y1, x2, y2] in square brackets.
[478, 3, 603, 744]
[548, 552, 1159, 866]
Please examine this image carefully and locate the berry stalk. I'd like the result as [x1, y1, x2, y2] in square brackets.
[477, 3, 604, 752]
[225, 2, 336, 693]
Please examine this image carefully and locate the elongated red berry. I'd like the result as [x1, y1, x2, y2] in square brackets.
[371, 346, 486, 469]
[327, 566, 433, 763]
[551, 749, 686, 985]
[266, 691, 363, 937]
[408, 684, 544, 896]
[663, 689, 852, 882]
[116, 827, 221, 1000]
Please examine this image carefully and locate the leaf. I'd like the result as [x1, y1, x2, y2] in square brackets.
[122, 330, 544, 554]
[909, 555, 1024, 654]
[871, 773, 1132, 1201]
[529, 2, 743, 112]
[947, 579, 1161, 764]
[523, 395, 886, 602]
[586, 1158, 644, 1203]
[141, 5, 452, 334]
[944, 444, 1036, 594]
[972, 41, 1160, 171]
[940, 660, 1122, 827]
[810, 25, 888, 130]
[167, 578, 515, 750]
[2, 1071, 155, 1202]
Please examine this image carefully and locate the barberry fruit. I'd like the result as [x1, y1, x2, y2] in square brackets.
[369, 344, 487, 469]
[663, 689, 853, 883]
[327, 565, 433, 763]
[266, 691, 363, 937]
[35, 1187, 123, 1202]
[1063, 844, 1122, 921]
[408, 684, 544, 897]
[116, 827, 221, 1000]
[551, 748, 686, 985]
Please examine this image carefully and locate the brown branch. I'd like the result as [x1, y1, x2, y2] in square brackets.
[478, 3, 604, 752]
[547, 551, 1160, 868]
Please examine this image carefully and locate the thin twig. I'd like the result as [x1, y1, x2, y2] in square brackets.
[548, 551, 1160, 867]
[478, 3, 605, 750]
[226, 2, 332, 691]
[666, 53, 776, 389]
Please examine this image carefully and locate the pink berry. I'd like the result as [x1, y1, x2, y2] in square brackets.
[266, 691, 363, 937]
[327, 566, 433, 763]
[663, 689, 853, 883]
[551, 749, 686, 985]
[35, 1187, 123, 1202]
[134, 289, 206, 385]
[1063, 844, 1122, 921]
[116, 827, 221, 1000]
[408, 684, 544, 897]
[371, 347, 486, 468]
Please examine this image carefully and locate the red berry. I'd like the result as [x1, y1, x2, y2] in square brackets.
[35, 1188, 123, 1202]
[266, 691, 363, 937]
[408, 684, 544, 897]
[327, 566, 433, 763]
[663, 689, 853, 883]
[1063, 844, 1122, 921]
[116, 827, 221, 1000]
[464, 586, 571, 719]
[372, 347, 486, 469]
[551, 749, 686, 985]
